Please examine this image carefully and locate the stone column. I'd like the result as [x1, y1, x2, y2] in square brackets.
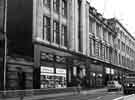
[80, 0, 86, 54]
[74, 0, 79, 52]
[86, 2, 90, 56]
[68, 0, 75, 51]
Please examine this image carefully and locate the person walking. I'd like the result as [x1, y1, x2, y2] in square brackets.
[76, 76, 81, 94]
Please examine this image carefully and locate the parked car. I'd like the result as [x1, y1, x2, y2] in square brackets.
[107, 81, 122, 92]
[123, 73, 135, 94]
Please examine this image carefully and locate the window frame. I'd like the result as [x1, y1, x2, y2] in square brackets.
[43, 16, 51, 42]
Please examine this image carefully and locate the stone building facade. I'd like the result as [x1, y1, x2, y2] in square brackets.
[0, 0, 135, 90]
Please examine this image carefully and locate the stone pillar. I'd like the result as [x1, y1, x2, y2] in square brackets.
[33, 44, 40, 89]
[74, 0, 79, 52]
[68, 0, 75, 51]
[80, 0, 86, 54]
[50, 0, 54, 43]
[36, 0, 43, 40]
[86, 2, 90, 56]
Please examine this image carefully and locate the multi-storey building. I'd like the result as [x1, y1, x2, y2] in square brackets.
[0, 0, 135, 91]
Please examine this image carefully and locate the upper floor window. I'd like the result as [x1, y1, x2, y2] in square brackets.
[43, 0, 51, 8]
[62, 0, 67, 17]
[108, 33, 111, 44]
[103, 28, 106, 41]
[96, 23, 101, 38]
[53, 0, 59, 13]
[53, 21, 60, 44]
[89, 17, 94, 34]
[43, 16, 51, 41]
[61, 25, 67, 47]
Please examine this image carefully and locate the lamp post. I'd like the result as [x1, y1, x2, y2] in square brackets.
[3, 0, 7, 91]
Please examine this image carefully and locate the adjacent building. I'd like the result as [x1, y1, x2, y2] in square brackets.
[0, 0, 135, 90]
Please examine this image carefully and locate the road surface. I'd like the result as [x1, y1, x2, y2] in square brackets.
[40, 90, 135, 100]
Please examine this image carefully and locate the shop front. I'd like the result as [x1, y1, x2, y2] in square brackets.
[40, 62, 67, 89]
[34, 44, 71, 89]
[88, 62, 104, 88]
[67, 57, 87, 87]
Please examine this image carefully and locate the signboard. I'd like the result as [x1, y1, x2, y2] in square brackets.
[40, 66, 54, 73]
[56, 68, 66, 74]
[0, 0, 4, 32]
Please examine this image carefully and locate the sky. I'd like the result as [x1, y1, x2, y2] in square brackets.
[88, 0, 135, 37]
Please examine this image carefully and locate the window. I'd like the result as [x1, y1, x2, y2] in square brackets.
[89, 17, 94, 33]
[92, 39, 96, 56]
[103, 28, 106, 41]
[96, 23, 100, 38]
[53, 21, 60, 44]
[118, 39, 120, 49]
[53, 0, 59, 13]
[62, 0, 67, 17]
[89, 37, 92, 56]
[61, 25, 67, 47]
[43, 0, 51, 8]
[43, 16, 51, 41]
[108, 33, 111, 44]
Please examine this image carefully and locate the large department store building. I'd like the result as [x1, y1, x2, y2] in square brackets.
[0, 0, 135, 90]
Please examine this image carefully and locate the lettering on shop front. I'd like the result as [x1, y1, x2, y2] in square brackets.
[40, 66, 54, 73]
[56, 68, 66, 74]
[56, 55, 66, 63]
[40, 52, 54, 61]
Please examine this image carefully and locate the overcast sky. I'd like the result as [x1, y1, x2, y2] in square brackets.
[89, 0, 135, 37]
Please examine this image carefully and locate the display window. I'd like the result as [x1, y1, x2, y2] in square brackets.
[40, 66, 67, 89]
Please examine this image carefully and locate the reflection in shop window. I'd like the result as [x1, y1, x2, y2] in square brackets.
[90, 72, 96, 77]
[73, 67, 77, 76]
[105, 68, 110, 74]
[97, 73, 102, 78]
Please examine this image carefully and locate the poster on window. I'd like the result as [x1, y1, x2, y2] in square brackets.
[40, 67, 67, 89]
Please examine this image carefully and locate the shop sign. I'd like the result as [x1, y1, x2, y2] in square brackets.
[40, 52, 54, 61]
[56, 55, 66, 63]
[56, 68, 66, 74]
[40, 66, 54, 73]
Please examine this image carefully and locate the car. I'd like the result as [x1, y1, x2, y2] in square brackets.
[123, 73, 135, 94]
[123, 82, 135, 94]
[107, 81, 122, 92]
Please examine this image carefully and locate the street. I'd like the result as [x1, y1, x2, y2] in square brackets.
[39, 90, 135, 100]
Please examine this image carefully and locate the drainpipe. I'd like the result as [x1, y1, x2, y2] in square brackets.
[3, 0, 7, 91]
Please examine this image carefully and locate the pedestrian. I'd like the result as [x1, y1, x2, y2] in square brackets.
[76, 76, 81, 94]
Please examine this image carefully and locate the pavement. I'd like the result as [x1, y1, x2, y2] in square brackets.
[1, 88, 107, 100]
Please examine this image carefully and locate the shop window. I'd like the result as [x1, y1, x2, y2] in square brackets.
[61, 25, 67, 47]
[40, 66, 67, 88]
[73, 67, 77, 76]
[53, 21, 60, 44]
[105, 68, 110, 74]
[43, 16, 51, 42]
